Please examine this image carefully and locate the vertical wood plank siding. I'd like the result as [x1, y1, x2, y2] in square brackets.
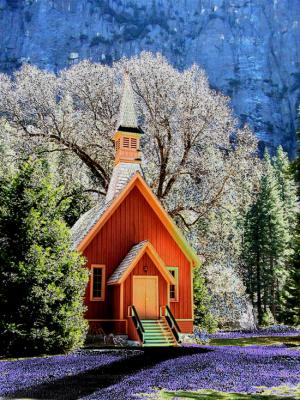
[84, 186, 192, 333]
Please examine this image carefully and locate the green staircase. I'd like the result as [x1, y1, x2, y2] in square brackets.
[141, 319, 178, 347]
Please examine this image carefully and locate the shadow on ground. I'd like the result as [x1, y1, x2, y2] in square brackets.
[5, 347, 210, 400]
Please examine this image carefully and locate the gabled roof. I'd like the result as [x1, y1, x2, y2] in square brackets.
[71, 199, 113, 250]
[72, 172, 200, 268]
[105, 161, 142, 204]
[71, 163, 142, 247]
[107, 240, 176, 285]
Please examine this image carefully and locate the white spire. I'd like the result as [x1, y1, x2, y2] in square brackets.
[118, 72, 138, 129]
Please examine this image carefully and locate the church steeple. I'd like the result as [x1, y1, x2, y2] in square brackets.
[113, 72, 143, 166]
[106, 73, 143, 203]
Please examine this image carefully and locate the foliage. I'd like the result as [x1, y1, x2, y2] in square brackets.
[0, 158, 88, 356]
[282, 241, 300, 325]
[60, 184, 94, 227]
[261, 309, 276, 327]
[0, 53, 261, 328]
[242, 148, 298, 325]
[284, 120, 300, 325]
[204, 262, 255, 329]
[193, 267, 217, 333]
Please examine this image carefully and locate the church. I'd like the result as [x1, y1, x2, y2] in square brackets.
[71, 74, 200, 346]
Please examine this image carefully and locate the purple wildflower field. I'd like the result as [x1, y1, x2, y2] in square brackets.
[0, 341, 299, 400]
[208, 326, 300, 340]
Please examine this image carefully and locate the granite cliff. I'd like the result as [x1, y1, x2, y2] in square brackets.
[0, 0, 299, 154]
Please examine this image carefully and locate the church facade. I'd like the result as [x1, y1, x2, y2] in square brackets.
[71, 74, 200, 346]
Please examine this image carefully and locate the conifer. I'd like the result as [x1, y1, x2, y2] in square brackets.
[0, 158, 88, 356]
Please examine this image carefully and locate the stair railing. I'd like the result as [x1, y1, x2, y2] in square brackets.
[161, 305, 181, 343]
[128, 305, 145, 343]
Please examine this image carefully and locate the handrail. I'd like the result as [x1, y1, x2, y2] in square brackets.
[163, 305, 181, 343]
[129, 305, 145, 343]
[165, 305, 181, 332]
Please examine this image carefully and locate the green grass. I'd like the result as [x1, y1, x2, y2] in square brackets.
[209, 335, 300, 347]
[142, 385, 300, 399]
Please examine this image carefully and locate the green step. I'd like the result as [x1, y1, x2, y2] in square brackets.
[144, 332, 172, 335]
[144, 333, 172, 336]
[145, 341, 175, 345]
[141, 320, 160, 322]
[139, 319, 179, 347]
[144, 337, 175, 342]
[143, 343, 175, 347]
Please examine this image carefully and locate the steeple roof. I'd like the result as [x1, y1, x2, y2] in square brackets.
[117, 72, 143, 134]
[105, 72, 145, 203]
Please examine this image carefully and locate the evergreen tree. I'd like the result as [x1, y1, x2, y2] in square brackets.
[282, 216, 300, 325]
[273, 146, 298, 235]
[242, 151, 290, 324]
[0, 158, 88, 356]
[283, 118, 300, 325]
[272, 146, 299, 322]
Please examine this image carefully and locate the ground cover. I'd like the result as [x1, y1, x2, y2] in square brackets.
[209, 335, 300, 347]
[147, 385, 300, 399]
[206, 327, 300, 347]
[208, 327, 299, 340]
[0, 341, 299, 400]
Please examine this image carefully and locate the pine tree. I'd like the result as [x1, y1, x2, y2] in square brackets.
[282, 216, 300, 325]
[242, 151, 290, 324]
[0, 158, 88, 356]
[283, 120, 300, 325]
[273, 146, 298, 236]
[272, 146, 299, 322]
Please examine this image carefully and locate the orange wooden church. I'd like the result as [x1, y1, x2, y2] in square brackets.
[71, 74, 200, 346]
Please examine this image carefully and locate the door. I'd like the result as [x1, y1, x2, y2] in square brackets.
[133, 276, 158, 319]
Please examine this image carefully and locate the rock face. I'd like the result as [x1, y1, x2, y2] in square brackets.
[0, 0, 299, 153]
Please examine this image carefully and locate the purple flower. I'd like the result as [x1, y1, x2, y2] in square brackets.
[0, 345, 299, 399]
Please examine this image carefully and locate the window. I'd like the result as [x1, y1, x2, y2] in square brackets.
[115, 139, 120, 151]
[90, 265, 105, 301]
[123, 137, 130, 148]
[130, 138, 137, 148]
[167, 267, 179, 301]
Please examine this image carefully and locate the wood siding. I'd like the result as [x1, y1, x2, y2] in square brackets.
[83, 185, 193, 334]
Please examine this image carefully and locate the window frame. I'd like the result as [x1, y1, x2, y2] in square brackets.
[167, 266, 179, 302]
[90, 264, 106, 301]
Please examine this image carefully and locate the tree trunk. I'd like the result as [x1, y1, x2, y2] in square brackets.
[256, 254, 262, 325]
[270, 255, 276, 319]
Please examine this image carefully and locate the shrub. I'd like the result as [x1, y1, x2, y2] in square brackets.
[193, 266, 217, 333]
[261, 308, 276, 327]
[0, 159, 88, 356]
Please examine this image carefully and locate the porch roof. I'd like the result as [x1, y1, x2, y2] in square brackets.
[107, 240, 176, 285]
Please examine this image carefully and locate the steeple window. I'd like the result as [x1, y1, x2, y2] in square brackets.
[130, 138, 137, 149]
[123, 137, 130, 148]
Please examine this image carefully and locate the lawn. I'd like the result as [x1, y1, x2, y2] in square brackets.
[0, 338, 299, 400]
[149, 386, 300, 399]
[209, 335, 300, 347]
